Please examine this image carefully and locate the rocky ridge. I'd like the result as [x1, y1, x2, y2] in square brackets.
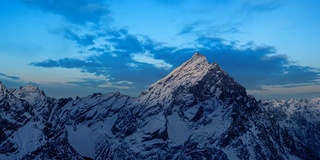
[0, 53, 319, 159]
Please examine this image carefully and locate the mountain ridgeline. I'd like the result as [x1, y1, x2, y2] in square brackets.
[0, 53, 319, 159]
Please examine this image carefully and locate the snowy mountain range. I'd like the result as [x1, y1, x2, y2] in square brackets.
[0, 53, 319, 159]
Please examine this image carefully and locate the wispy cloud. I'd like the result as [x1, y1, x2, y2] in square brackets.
[177, 0, 280, 37]
[236, 0, 281, 21]
[0, 72, 21, 80]
[63, 29, 96, 47]
[248, 84, 320, 100]
[178, 21, 203, 35]
[30, 58, 101, 69]
[0, 72, 26, 89]
[20, 0, 109, 24]
[178, 21, 241, 36]
[131, 51, 173, 70]
[242, 0, 280, 13]
[67, 78, 133, 90]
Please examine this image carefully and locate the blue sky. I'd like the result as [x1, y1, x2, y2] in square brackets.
[0, 0, 320, 99]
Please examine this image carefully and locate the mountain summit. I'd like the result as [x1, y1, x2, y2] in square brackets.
[137, 52, 248, 107]
[0, 53, 319, 159]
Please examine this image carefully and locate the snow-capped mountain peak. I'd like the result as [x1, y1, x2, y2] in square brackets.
[0, 53, 319, 160]
[136, 52, 245, 107]
[12, 85, 46, 105]
[136, 52, 212, 105]
[157, 52, 211, 86]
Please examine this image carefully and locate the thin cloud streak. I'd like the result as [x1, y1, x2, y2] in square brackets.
[20, 0, 109, 24]
[0, 72, 21, 80]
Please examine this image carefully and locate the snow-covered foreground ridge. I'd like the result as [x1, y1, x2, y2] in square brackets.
[0, 52, 319, 159]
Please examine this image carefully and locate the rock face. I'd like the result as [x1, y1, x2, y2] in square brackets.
[0, 53, 319, 160]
